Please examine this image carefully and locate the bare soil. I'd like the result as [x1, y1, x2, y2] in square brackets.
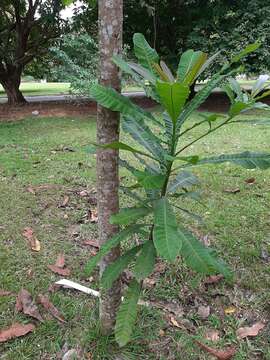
[1, 93, 270, 121]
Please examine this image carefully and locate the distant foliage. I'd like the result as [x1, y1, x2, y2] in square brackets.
[50, 34, 98, 95]
[87, 33, 270, 346]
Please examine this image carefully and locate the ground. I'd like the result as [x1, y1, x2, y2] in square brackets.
[0, 111, 269, 359]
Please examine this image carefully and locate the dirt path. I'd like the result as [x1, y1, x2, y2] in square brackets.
[1, 92, 269, 121]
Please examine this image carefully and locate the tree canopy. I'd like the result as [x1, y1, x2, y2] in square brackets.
[0, 0, 67, 104]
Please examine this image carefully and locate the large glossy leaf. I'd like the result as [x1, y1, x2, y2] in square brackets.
[251, 75, 269, 98]
[122, 116, 164, 161]
[177, 50, 207, 84]
[134, 241, 156, 280]
[160, 61, 175, 82]
[100, 141, 155, 160]
[90, 84, 154, 123]
[153, 198, 182, 262]
[231, 42, 261, 63]
[101, 246, 141, 289]
[115, 279, 141, 347]
[134, 170, 166, 189]
[156, 81, 190, 123]
[110, 207, 151, 225]
[128, 62, 157, 84]
[197, 51, 221, 78]
[168, 171, 199, 193]
[228, 78, 243, 101]
[229, 101, 251, 117]
[180, 226, 232, 279]
[193, 151, 270, 169]
[133, 33, 159, 72]
[84, 226, 140, 275]
[176, 70, 236, 131]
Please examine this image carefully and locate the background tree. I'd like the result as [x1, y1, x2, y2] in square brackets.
[96, 0, 123, 333]
[0, 0, 66, 105]
[74, 0, 270, 75]
[50, 33, 98, 95]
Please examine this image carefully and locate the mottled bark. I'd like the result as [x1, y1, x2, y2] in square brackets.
[97, 0, 123, 334]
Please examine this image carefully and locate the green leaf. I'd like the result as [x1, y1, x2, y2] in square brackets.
[115, 279, 141, 347]
[101, 246, 141, 289]
[84, 226, 140, 275]
[100, 141, 155, 160]
[180, 226, 232, 279]
[177, 70, 237, 131]
[255, 89, 270, 101]
[231, 42, 261, 63]
[160, 61, 175, 82]
[133, 33, 159, 72]
[134, 241, 156, 280]
[90, 84, 154, 123]
[228, 78, 243, 101]
[153, 198, 182, 262]
[110, 207, 151, 225]
[177, 50, 207, 84]
[193, 151, 270, 169]
[251, 75, 269, 97]
[229, 101, 250, 117]
[128, 62, 157, 84]
[122, 116, 164, 161]
[134, 170, 166, 189]
[168, 171, 199, 193]
[156, 81, 190, 123]
[197, 51, 221, 78]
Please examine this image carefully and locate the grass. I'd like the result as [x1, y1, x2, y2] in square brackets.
[0, 112, 270, 359]
[0, 82, 71, 97]
[0, 82, 142, 98]
[0, 79, 265, 99]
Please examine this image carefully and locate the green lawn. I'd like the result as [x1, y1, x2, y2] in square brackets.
[0, 112, 269, 359]
[0, 82, 142, 98]
[0, 79, 265, 98]
[0, 82, 71, 97]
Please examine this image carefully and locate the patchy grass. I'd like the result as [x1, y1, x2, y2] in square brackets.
[0, 113, 269, 359]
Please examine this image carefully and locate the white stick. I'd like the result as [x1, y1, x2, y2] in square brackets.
[55, 279, 100, 297]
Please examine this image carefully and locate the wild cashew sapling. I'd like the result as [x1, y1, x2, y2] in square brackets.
[85, 33, 270, 346]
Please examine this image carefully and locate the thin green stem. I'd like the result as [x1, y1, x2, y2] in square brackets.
[179, 119, 208, 137]
[176, 116, 233, 156]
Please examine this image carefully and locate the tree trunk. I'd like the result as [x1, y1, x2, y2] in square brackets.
[1, 74, 26, 105]
[97, 0, 123, 334]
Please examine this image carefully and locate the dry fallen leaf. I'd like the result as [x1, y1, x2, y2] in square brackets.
[0, 290, 12, 297]
[169, 316, 182, 328]
[16, 289, 43, 321]
[22, 227, 41, 252]
[48, 265, 71, 276]
[195, 340, 237, 360]
[26, 186, 36, 195]
[198, 305, 210, 319]
[79, 190, 89, 197]
[224, 306, 237, 315]
[55, 253, 65, 269]
[82, 239, 100, 248]
[60, 195, 69, 207]
[245, 177, 256, 184]
[204, 275, 224, 285]
[0, 323, 35, 343]
[37, 294, 65, 323]
[204, 329, 220, 342]
[236, 321, 265, 339]
[224, 188, 240, 194]
[89, 209, 98, 223]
